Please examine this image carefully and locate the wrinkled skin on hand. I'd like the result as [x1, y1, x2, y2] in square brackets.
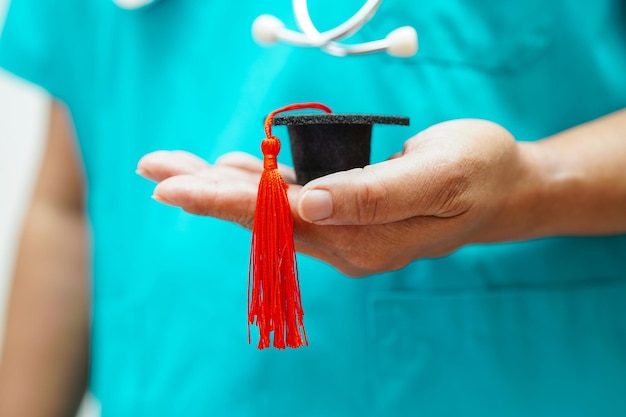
[138, 119, 536, 277]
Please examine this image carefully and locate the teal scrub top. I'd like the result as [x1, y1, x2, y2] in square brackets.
[2, 1, 626, 416]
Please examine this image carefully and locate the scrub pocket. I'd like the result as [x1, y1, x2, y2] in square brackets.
[364, 0, 556, 72]
[368, 280, 626, 417]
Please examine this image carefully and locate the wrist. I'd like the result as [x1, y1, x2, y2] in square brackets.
[497, 139, 585, 241]
[472, 140, 571, 243]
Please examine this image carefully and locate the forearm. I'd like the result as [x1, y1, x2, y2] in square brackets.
[0, 100, 89, 417]
[0, 201, 89, 417]
[503, 108, 626, 240]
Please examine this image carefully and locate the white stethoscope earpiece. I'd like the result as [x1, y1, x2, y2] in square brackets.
[252, 0, 418, 57]
[252, 14, 286, 45]
[113, 0, 156, 10]
[385, 26, 418, 57]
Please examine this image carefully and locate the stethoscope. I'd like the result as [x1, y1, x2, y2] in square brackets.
[114, 0, 156, 9]
[113, 0, 418, 58]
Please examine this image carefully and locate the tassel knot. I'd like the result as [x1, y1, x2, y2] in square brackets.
[261, 137, 280, 170]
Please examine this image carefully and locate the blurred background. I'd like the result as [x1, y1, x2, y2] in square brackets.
[0, 1, 97, 415]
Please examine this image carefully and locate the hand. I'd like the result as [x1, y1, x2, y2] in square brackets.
[137, 119, 539, 277]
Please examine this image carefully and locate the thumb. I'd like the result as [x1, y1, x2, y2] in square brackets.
[296, 157, 436, 226]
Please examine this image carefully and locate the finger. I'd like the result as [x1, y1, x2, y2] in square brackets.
[137, 150, 210, 182]
[215, 152, 263, 172]
[153, 173, 258, 228]
[216, 152, 297, 184]
[295, 154, 470, 226]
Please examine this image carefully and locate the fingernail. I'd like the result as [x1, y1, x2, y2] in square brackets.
[299, 189, 333, 222]
[152, 194, 174, 206]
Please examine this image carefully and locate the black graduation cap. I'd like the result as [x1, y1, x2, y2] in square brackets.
[273, 114, 410, 185]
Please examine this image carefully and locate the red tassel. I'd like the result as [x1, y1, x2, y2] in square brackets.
[249, 103, 332, 349]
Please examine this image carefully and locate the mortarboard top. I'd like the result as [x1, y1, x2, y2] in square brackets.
[273, 114, 410, 185]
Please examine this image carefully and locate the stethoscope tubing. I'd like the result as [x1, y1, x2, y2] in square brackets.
[114, 0, 417, 57]
[255, 0, 417, 57]
[113, 0, 157, 10]
[293, 0, 383, 45]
